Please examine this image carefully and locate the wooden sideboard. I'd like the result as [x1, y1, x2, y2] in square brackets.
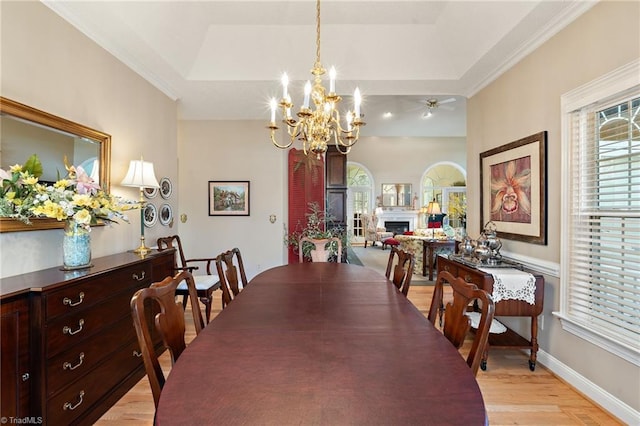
[0, 250, 175, 425]
[437, 255, 544, 371]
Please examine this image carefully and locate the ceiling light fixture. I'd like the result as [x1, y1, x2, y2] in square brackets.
[267, 0, 365, 159]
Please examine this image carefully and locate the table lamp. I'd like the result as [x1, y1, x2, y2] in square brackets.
[426, 198, 441, 239]
[121, 157, 160, 255]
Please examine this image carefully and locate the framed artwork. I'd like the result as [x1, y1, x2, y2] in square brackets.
[159, 203, 173, 226]
[144, 187, 158, 199]
[208, 181, 250, 216]
[480, 131, 547, 245]
[143, 203, 158, 227]
[160, 177, 173, 199]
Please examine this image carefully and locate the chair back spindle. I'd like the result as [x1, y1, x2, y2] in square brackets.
[130, 271, 204, 408]
[216, 248, 249, 308]
[385, 246, 415, 296]
[428, 270, 495, 375]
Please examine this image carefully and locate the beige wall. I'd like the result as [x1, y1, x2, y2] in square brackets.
[348, 136, 467, 208]
[0, 1, 177, 277]
[177, 120, 286, 279]
[467, 0, 639, 416]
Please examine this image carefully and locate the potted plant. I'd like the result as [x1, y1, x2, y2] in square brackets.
[285, 202, 348, 263]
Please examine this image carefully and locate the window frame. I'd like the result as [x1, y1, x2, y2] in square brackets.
[556, 59, 640, 366]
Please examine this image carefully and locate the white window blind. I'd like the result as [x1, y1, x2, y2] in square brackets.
[565, 91, 640, 356]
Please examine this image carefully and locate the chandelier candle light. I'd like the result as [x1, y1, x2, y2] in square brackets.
[267, 0, 365, 159]
[121, 157, 160, 255]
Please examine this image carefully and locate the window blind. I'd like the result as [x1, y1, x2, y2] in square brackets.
[567, 94, 640, 352]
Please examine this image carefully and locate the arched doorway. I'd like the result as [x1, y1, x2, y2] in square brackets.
[421, 162, 467, 228]
[346, 162, 374, 244]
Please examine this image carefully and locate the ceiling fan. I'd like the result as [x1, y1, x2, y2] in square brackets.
[423, 97, 457, 118]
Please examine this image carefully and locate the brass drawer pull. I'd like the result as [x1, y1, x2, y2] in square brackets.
[63, 390, 85, 411]
[133, 350, 142, 358]
[63, 292, 85, 307]
[444, 265, 451, 272]
[132, 271, 146, 281]
[63, 352, 85, 371]
[464, 274, 473, 283]
[22, 373, 29, 382]
[63, 319, 85, 335]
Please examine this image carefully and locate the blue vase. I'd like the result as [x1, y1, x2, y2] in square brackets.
[63, 220, 92, 269]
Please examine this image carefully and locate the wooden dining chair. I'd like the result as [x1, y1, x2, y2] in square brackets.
[298, 237, 343, 263]
[428, 270, 495, 376]
[130, 271, 205, 408]
[215, 247, 249, 309]
[384, 246, 415, 296]
[157, 235, 220, 323]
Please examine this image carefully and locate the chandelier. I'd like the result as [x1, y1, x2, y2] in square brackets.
[267, 0, 365, 159]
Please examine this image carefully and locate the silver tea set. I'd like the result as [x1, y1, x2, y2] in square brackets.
[458, 221, 503, 264]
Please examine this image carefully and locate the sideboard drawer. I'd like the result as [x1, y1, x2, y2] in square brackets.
[45, 288, 137, 358]
[439, 259, 458, 276]
[44, 263, 152, 321]
[46, 315, 137, 397]
[459, 270, 486, 288]
[46, 338, 142, 425]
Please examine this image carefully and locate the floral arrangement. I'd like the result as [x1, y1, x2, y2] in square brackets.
[448, 194, 467, 229]
[0, 154, 137, 229]
[448, 194, 467, 225]
[285, 201, 348, 262]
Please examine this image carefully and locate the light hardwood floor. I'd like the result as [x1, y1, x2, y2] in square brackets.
[96, 247, 622, 425]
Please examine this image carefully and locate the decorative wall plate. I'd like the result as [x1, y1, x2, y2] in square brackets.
[159, 203, 173, 226]
[160, 177, 173, 199]
[143, 203, 157, 227]
[144, 187, 158, 199]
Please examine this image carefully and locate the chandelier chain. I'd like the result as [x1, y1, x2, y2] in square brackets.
[315, 0, 321, 70]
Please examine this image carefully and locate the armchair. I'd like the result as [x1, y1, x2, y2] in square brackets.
[362, 213, 393, 248]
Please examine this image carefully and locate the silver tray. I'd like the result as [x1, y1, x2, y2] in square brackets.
[448, 254, 523, 270]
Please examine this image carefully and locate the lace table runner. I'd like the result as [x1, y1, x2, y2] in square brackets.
[478, 267, 536, 305]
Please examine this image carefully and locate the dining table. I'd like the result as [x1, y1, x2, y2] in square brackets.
[155, 262, 488, 425]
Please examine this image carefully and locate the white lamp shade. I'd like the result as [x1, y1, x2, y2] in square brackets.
[426, 201, 441, 215]
[121, 160, 160, 189]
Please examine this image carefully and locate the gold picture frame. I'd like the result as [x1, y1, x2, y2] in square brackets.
[480, 131, 547, 245]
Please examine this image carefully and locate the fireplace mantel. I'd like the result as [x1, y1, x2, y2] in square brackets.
[376, 209, 420, 231]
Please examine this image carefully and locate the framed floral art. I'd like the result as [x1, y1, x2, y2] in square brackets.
[480, 131, 547, 245]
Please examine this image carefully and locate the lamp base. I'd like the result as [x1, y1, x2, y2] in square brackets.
[132, 244, 153, 256]
[132, 234, 152, 256]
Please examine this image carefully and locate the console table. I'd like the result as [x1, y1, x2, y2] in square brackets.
[394, 235, 457, 279]
[0, 250, 174, 425]
[437, 255, 544, 371]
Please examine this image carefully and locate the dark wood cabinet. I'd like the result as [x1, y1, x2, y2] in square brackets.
[437, 255, 544, 371]
[325, 146, 347, 228]
[1, 293, 31, 418]
[0, 249, 174, 425]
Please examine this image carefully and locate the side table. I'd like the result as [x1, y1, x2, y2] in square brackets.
[422, 239, 457, 279]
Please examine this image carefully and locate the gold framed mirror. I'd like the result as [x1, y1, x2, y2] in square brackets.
[0, 97, 111, 232]
[381, 183, 412, 207]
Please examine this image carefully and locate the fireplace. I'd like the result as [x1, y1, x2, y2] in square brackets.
[384, 221, 410, 235]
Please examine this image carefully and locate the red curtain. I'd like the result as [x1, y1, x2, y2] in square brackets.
[287, 149, 325, 263]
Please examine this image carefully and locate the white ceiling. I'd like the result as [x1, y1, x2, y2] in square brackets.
[43, 0, 596, 137]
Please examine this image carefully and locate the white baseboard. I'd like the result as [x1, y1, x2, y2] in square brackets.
[536, 349, 640, 425]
